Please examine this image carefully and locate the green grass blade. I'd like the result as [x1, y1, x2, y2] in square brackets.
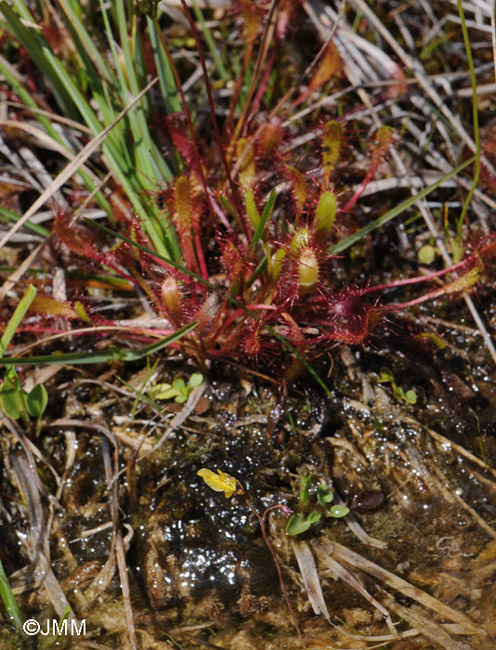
[248, 190, 276, 254]
[0, 559, 23, 631]
[126, 322, 199, 360]
[329, 156, 476, 255]
[0, 208, 50, 237]
[0, 1, 76, 118]
[147, 16, 181, 113]
[1, 0, 177, 258]
[58, 0, 118, 87]
[8, 0, 33, 21]
[0, 322, 198, 366]
[0, 52, 65, 142]
[0, 284, 37, 357]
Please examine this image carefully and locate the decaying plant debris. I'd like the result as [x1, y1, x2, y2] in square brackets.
[1, 0, 496, 648]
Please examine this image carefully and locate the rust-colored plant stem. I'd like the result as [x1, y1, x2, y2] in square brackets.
[242, 495, 303, 641]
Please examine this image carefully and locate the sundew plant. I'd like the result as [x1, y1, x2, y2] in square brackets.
[0, 0, 494, 384]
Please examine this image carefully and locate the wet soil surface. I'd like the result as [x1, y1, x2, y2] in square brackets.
[2, 315, 496, 650]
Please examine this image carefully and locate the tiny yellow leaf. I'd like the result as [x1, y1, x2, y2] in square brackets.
[197, 468, 237, 498]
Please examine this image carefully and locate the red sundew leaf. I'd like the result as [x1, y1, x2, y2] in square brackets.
[285, 165, 307, 213]
[165, 113, 199, 175]
[29, 296, 77, 318]
[220, 237, 247, 284]
[54, 211, 137, 284]
[344, 126, 394, 212]
[54, 211, 100, 262]
[41, 24, 66, 57]
[385, 65, 409, 100]
[324, 284, 383, 345]
[257, 119, 283, 156]
[239, 0, 266, 45]
[174, 176, 192, 231]
[322, 120, 344, 186]
[241, 321, 278, 365]
[369, 126, 395, 177]
[172, 175, 204, 272]
[308, 42, 341, 92]
[275, 0, 300, 40]
[237, 137, 256, 188]
[194, 292, 222, 334]
[161, 276, 189, 327]
[479, 236, 496, 265]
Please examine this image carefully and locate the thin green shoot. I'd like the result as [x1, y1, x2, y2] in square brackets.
[420, 31, 454, 60]
[129, 357, 160, 420]
[248, 190, 276, 253]
[191, 0, 229, 81]
[287, 410, 297, 435]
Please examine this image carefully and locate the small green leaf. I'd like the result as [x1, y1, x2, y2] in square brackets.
[416, 332, 446, 350]
[300, 474, 312, 490]
[285, 511, 321, 535]
[449, 237, 465, 263]
[329, 505, 349, 518]
[317, 484, 334, 506]
[189, 372, 204, 388]
[172, 378, 186, 391]
[285, 513, 310, 536]
[404, 389, 417, 404]
[378, 367, 394, 384]
[175, 394, 188, 403]
[418, 244, 436, 264]
[4, 367, 21, 390]
[149, 383, 173, 399]
[0, 388, 22, 420]
[26, 384, 48, 417]
[306, 511, 321, 524]
[0, 369, 25, 420]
